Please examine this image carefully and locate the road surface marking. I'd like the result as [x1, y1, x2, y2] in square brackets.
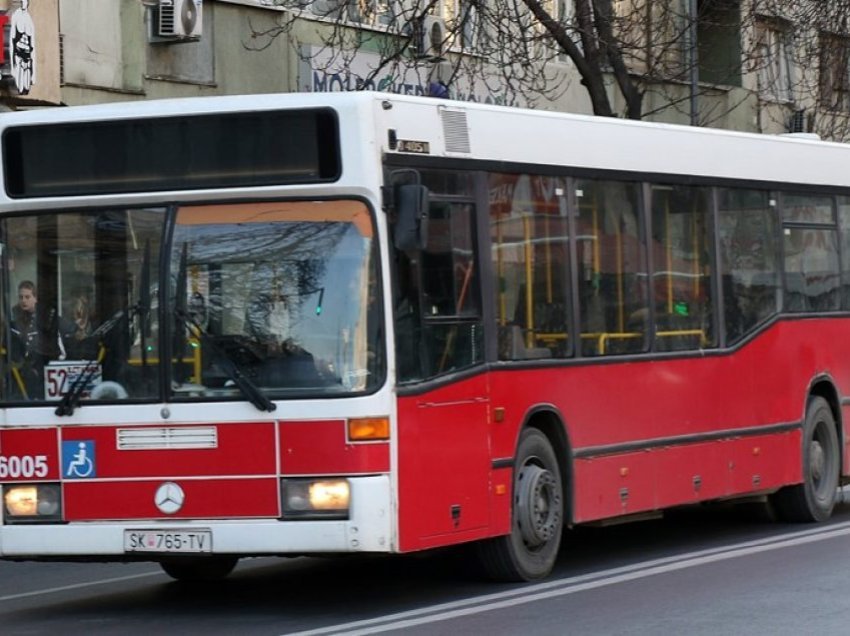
[287, 520, 850, 635]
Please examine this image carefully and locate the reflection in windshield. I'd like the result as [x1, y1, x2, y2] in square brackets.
[0, 200, 384, 406]
[169, 201, 383, 399]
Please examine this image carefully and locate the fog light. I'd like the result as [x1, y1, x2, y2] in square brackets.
[4, 484, 62, 523]
[282, 478, 350, 519]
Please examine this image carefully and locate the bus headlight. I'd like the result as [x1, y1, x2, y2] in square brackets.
[281, 478, 350, 520]
[3, 483, 62, 523]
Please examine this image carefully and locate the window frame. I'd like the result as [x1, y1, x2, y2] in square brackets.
[819, 31, 850, 113]
[754, 17, 793, 103]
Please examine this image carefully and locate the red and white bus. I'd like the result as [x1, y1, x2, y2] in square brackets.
[0, 92, 849, 582]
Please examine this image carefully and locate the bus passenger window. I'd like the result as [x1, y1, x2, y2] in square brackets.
[717, 188, 779, 344]
[650, 184, 716, 352]
[839, 196, 850, 310]
[575, 179, 648, 356]
[781, 194, 840, 313]
[489, 173, 570, 360]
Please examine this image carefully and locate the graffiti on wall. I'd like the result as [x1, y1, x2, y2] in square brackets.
[9, 0, 36, 94]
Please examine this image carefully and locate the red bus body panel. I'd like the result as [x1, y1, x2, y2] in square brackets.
[397, 319, 848, 551]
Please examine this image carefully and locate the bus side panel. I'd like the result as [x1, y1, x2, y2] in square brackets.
[487, 319, 847, 525]
[396, 374, 493, 552]
[726, 430, 801, 494]
[571, 432, 800, 522]
[572, 452, 658, 522]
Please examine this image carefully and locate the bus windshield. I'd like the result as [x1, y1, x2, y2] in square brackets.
[0, 199, 383, 406]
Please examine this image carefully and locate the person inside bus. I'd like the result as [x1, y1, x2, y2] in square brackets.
[10, 280, 38, 357]
[246, 286, 291, 353]
[61, 289, 99, 360]
[244, 268, 319, 386]
[9, 280, 65, 398]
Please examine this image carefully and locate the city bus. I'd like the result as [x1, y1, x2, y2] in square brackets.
[0, 92, 849, 583]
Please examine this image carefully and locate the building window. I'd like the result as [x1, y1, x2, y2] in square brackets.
[819, 33, 850, 112]
[354, 0, 394, 26]
[642, 0, 688, 78]
[754, 18, 792, 101]
[456, 0, 478, 50]
[697, 0, 742, 87]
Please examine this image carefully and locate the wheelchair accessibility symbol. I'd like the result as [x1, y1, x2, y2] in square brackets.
[62, 441, 96, 479]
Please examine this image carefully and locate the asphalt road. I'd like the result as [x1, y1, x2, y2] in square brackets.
[2, 499, 850, 635]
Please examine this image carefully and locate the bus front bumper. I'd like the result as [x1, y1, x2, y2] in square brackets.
[0, 476, 393, 558]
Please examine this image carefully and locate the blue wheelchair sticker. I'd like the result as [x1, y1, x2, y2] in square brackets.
[62, 440, 96, 479]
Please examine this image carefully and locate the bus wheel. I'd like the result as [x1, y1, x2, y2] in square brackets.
[160, 556, 239, 582]
[772, 396, 840, 523]
[476, 428, 563, 581]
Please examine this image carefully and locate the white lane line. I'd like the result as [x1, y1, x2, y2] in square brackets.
[0, 570, 164, 602]
[286, 521, 850, 636]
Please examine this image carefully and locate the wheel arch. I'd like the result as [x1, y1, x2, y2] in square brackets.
[809, 375, 844, 476]
[519, 404, 574, 526]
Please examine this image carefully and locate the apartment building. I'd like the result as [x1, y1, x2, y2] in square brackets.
[1, 0, 848, 140]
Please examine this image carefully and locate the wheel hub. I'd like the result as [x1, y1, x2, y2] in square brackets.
[516, 463, 561, 548]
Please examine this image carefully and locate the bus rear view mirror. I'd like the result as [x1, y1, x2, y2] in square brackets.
[393, 184, 429, 251]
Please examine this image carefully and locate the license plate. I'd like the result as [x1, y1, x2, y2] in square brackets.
[124, 529, 212, 553]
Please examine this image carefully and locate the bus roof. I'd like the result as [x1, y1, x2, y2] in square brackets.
[3, 91, 850, 193]
[372, 93, 850, 191]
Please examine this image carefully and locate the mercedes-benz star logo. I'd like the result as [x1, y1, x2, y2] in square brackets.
[154, 482, 185, 515]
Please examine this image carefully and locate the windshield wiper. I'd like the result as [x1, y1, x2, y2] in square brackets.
[54, 307, 128, 416]
[175, 309, 276, 413]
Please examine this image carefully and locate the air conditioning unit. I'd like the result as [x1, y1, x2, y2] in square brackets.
[788, 109, 806, 133]
[413, 15, 447, 59]
[156, 0, 203, 41]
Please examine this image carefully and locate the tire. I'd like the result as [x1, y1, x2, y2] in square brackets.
[160, 556, 239, 582]
[476, 428, 564, 582]
[771, 396, 840, 523]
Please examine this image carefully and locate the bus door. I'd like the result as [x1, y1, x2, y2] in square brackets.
[393, 190, 491, 548]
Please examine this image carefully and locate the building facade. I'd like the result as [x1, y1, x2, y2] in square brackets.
[1, 0, 849, 141]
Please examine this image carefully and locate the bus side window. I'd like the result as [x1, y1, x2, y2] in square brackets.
[781, 193, 840, 314]
[490, 173, 571, 360]
[839, 196, 850, 310]
[717, 188, 779, 344]
[575, 179, 648, 356]
[649, 184, 716, 352]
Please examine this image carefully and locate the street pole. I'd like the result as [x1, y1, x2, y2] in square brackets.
[689, 0, 698, 126]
